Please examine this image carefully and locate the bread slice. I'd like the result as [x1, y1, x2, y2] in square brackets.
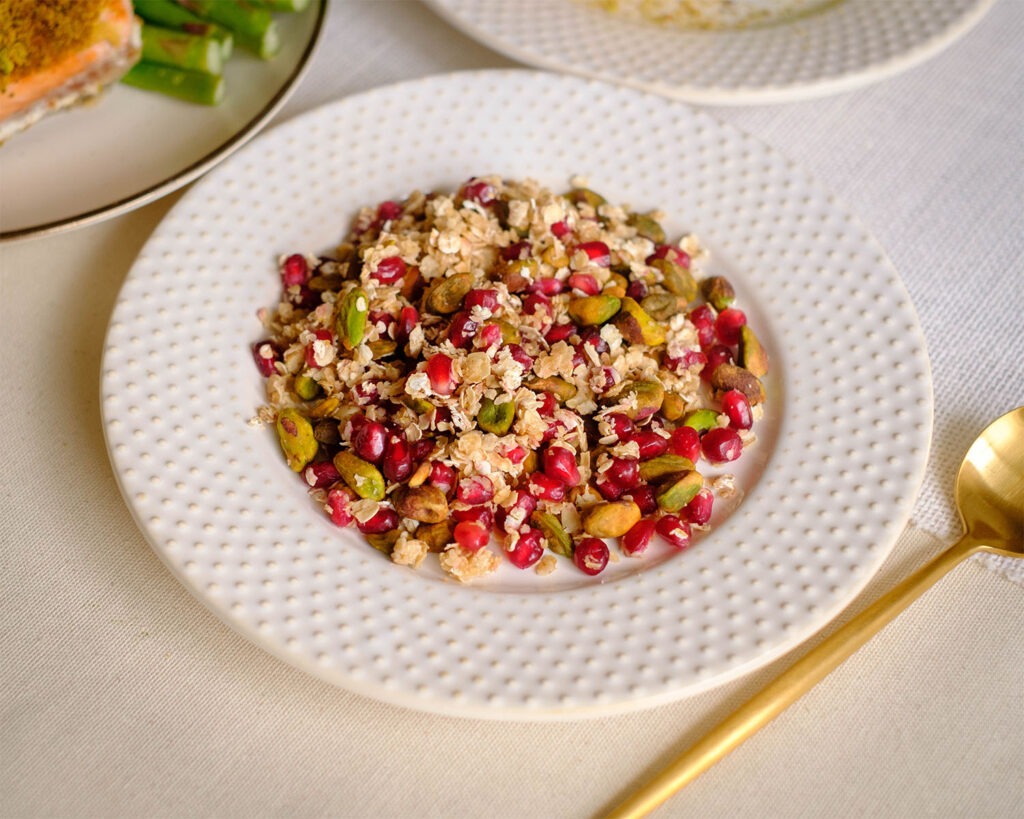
[0, 0, 141, 142]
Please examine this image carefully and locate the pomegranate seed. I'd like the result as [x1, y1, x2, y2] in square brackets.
[715, 307, 747, 345]
[504, 445, 527, 465]
[454, 521, 490, 552]
[545, 322, 576, 344]
[668, 426, 701, 462]
[325, 487, 355, 526]
[371, 255, 407, 285]
[625, 280, 648, 300]
[684, 488, 714, 525]
[429, 462, 457, 495]
[567, 273, 600, 295]
[665, 348, 708, 374]
[465, 288, 499, 312]
[701, 427, 743, 463]
[577, 241, 611, 267]
[477, 323, 503, 349]
[573, 537, 609, 575]
[382, 432, 413, 482]
[628, 429, 669, 460]
[501, 240, 531, 261]
[522, 292, 551, 316]
[688, 305, 716, 347]
[395, 306, 418, 343]
[357, 506, 400, 534]
[647, 244, 690, 267]
[377, 200, 403, 222]
[286, 284, 318, 310]
[656, 514, 692, 550]
[578, 327, 609, 356]
[703, 344, 734, 381]
[497, 490, 538, 533]
[425, 353, 455, 396]
[529, 472, 567, 502]
[460, 178, 496, 205]
[452, 505, 494, 530]
[595, 366, 618, 393]
[543, 446, 580, 486]
[352, 420, 386, 463]
[721, 389, 753, 430]
[594, 477, 625, 501]
[605, 457, 640, 489]
[531, 277, 565, 296]
[281, 253, 310, 287]
[621, 518, 656, 556]
[506, 528, 544, 569]
[626, 485, 658, 516]
[447, 311, 479, 348]
[368, 309, 395, 336]
[304, 329, 335, 369]
[506, 343, 534, 371]
[550, 220, 572, 239]
[304, 460, 341, 489]
[457, 475, 494, 505]
[606, 413, 635, 440]
[411, 438, 435, 464]
[536, 392, 558, 417]
[252, 340, 280, 377]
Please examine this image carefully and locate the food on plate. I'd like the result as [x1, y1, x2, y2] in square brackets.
[252, 176, 769, 582]
[579, 0, 834, 29]
[0, 0, 141, 142]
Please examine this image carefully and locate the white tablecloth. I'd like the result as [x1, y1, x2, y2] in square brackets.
[2, 1, 1022, 816]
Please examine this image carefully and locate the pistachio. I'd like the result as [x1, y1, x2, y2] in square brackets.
[522, 450, 539, 474]
[621, 379, 665, 420]
[393, 484, 449, 523]
[407, 460, 432, 488]
[711, 363, 766, 405]
[275, 408, 318, 472]
[683, 408, 719, 432]
[656, 471, 704, 512]
[582, 500, 642, 538]
[738, 325, 769, 378]
[367, 340, 397, 358]
[426, 272, 473, 314]
[336, 286, 369, 349]
[568, 294, 621, 326]
[639, 454, 695, 482]
[660, 391, 686, 421]
[402, 395, 435, 415]
[495, 319, 521, 344]
[477, 396, 515, 434]
[293, 374, 321, 401]
[365, 531, 400, 554]
[312, 418, 340, 446]
[615, 297, 667, 346]
[417, 520, 454, 552]
[527, 376, 577, 403]
[531, 511, 572, 557]
[307, 273, 343, 292]
[308, 395, 341, 419]
[640, 292, 688, 320]
[627, 212, 666, 244]
[499, 258, 537, 293]
[564, 187, 607, 210]
[701, 275, 735, 310]
[399, 265, 424, 301]
[650, 257, 698, 302]
[333, 451, 386, 501]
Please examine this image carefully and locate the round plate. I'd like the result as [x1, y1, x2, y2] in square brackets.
[424, 0, 995, 105]
[0, 1, 325, 242]
[101, 70, 932, 719]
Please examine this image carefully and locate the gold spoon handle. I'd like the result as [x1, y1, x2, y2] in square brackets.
[604, 536, 981, 819]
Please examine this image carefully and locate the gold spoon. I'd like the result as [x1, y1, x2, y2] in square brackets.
[605, 407, 1024, 819]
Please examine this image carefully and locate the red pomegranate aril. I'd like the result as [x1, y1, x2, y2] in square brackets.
[703, 344, 734, 381]
[357, 506, 400, 534]
[578, 327, 610, 355]
[426, 353, 455, 396]
[605, 456, 640, 489]
[701, 427, 743, 463]
[628, 429, 669, 460]
[550, 220, 572, 239]
[498, 490, 538, 532]
[656, 514, 692, 550]
[715, 307, 747, 345]
[460, 178, 496, 205]
[668, 425, 701, 462]
[522, 292, 551, 316]
[395, 306, 418, 343]
[684, 488, 714, 525]
[545, 322, 576, 344]
[382, 433, 413, 482]
[577, 240, 611, 267]
[352, 420, 386, 463]
[506, 528, 544, 569]
[429, 462, 457, 494]
[281, 253, 310, 287]
[573, 537, 609, 575]
[647, 244, 690, 267]
[529, 472, 567, 502]
[477, 323, 503, 349]
[501, 240, 531, 261]
[377, 200, 403, 222]
[627, 484, 658, 516]
[453, 521, 490, 552]
[325, 488, 355, 527]
[447, 311, 479, 348]
[452, 505, 494, 530]
[411, 438, 435, 464]
[531, 277, 565, 297]
[536, 392, 557, 417]
[304, 329, 335, 369]
[368, 309, 395, 336]
[457, 475, 494, 505]
[594, 477, 624, 501]
[721, 389, 753, 430]
[543, 445, 580, 486]
[567, 273, 600, 295]
[252, 340, 279, 377]
[606, 412, 635, 440]
[465, 288, 499, 312]
[625, 280, 648, 300]
[504, 445, 527, 465]
[621, 518, 656, 556]
[688, 305, 716, 347]
[304, 460, 342, 489]
[371, 255, 407, 285]
[506, 343, 534, 371]
[665, 348, 708, 375]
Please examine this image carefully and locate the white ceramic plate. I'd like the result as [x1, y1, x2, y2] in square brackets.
[0, 2, 325, 242]
[424, 0, 995, 105]
[101, 70, 932, 719]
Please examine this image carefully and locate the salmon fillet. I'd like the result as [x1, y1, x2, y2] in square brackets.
[0, 0, 141, 142]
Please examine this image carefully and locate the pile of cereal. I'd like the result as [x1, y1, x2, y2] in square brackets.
[252, 176, 768, 582]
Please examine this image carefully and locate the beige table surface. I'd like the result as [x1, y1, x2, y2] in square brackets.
[2, 1, 1022, 817]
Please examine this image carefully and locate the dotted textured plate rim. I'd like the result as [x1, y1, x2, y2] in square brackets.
[101, 69, 932, 720]
[423, 0, 996, 105]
